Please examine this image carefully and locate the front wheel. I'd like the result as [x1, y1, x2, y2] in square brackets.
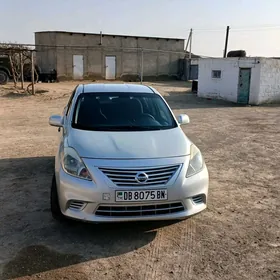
[50, 175, 65, 221]
[0, 70, 8, 85]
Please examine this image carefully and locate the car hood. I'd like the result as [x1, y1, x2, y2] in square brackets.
[67, 127, 191, 159]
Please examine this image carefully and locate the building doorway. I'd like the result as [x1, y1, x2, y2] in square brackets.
[73, 55, 84, 79]
[105, 56, 116, 80]
[237, 68, 251, 104]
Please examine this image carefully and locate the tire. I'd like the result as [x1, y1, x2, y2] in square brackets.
[0, 70, 8, 85]
[50, 174, 65, 221]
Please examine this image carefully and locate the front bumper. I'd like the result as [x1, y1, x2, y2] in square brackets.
[55, 156, 209, 223]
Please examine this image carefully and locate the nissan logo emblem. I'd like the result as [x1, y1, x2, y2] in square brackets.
[135, 172, 149, 184]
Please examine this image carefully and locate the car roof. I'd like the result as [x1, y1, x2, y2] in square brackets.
[81, 83, 155, 94]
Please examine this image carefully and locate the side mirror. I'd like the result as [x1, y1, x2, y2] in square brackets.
[177, 114, 190, 125]
[49, 115, 63, 127]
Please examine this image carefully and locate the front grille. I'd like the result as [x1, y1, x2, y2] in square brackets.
[95, 202, 184, 217]
[192, 195, 205, 204]
[68, 200, 86, 211]
[99, 165, 180, 187]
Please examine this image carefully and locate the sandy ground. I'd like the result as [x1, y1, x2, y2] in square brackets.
[0, 81, 279, 280]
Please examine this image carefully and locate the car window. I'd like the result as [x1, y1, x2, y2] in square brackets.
[65, 88, 77, 116]
[72, 92, 177, 131]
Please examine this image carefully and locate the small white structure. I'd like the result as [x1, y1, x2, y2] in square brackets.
[198, 57, 280, 105]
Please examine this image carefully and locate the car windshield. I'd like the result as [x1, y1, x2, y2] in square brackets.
[72, 92, 177, 131]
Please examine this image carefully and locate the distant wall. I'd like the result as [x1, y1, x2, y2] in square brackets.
[35, 33, 56, 72]
[35, 32, 185, 80]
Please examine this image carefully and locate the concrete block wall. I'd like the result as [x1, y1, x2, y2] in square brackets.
[35, 31, 184, 80]
[35, 33, 56, 72]
[158, 53, 170, 75]
[198, 58, 261, 104]
[258, 58, 280, 104]
[86, 49, 102, 78]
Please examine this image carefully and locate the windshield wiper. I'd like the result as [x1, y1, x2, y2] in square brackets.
[72, 124, 167, 131]
[99, 126, 163, 131]
[72, 122, 176, 131]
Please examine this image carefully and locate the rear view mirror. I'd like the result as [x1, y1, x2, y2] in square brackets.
[49, 115, 63, 127]
[177, 114, 190, 125]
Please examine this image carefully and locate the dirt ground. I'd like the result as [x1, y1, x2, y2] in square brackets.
[0, 81, 279, 280]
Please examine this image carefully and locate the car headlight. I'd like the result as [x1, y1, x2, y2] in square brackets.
[60, 147, 92, 180]
[186, 144, 204, 177]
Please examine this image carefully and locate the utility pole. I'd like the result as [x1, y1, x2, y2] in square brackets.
[184, 28, 193, 55]
[223, 26, 230, 58]
[184, 28, 193, 80]
[100, 31, 103, 45]
[189, 28, 193, 59]
[184, 30, 191, 52]
[140, 48, 144, 84]
[31, 51, 35, 95]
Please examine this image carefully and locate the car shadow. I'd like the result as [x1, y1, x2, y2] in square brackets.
[0, 156, 180, 279]
[164, 92, 245, 110]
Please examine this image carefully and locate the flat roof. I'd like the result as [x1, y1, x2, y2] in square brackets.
[35, 31, 185, 41]
[82, 84, 155, 94]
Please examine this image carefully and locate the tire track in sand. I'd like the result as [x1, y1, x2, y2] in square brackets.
[142, 227, 164, 280]
[178, 218, 196, 280]
[142, 218, 196, 280]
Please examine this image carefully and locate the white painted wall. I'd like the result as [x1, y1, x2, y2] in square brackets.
[198, 58, 261, 104]
[258, 58, 280, 104]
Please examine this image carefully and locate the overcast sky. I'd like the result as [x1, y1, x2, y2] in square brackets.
[2, 0, 280, 57]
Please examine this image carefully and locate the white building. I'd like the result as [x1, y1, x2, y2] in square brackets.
[198, 57, 280, 105]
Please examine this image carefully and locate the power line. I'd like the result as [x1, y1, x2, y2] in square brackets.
[190, 24, 280, 33]
[231, 26, 280, 32]
[193, 24, 280, 30]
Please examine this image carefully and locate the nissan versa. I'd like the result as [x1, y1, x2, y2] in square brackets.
[49, 84, 209, 222]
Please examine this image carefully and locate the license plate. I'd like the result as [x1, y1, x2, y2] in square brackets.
[115, 190, 168, 202]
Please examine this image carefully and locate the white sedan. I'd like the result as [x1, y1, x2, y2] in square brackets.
[49, 83, 209, 222]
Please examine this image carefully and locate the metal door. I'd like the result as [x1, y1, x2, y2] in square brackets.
[105, 56, 116, 79]
[237, 68, 251, 104]
[73, 55, 84, 79]
[189, 64, 199, 80]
